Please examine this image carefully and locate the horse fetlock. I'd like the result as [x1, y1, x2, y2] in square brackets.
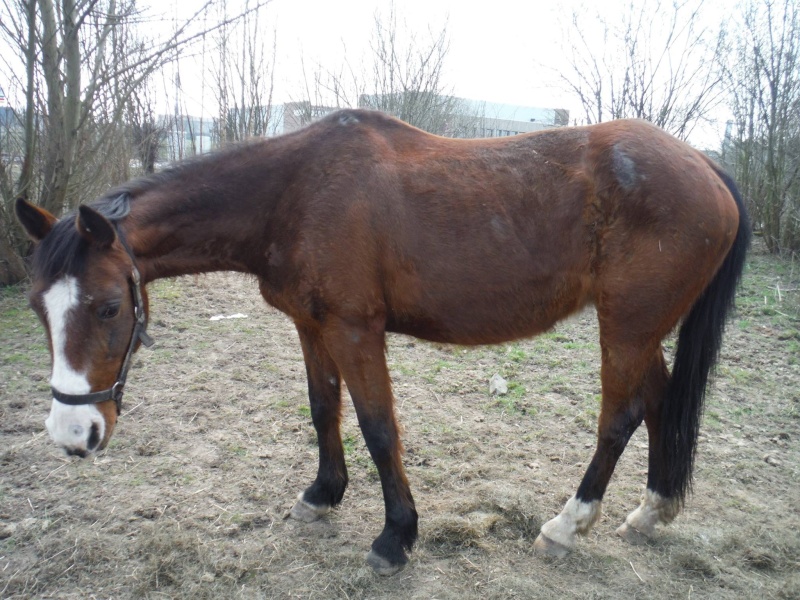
[387, 505, 418, 549]
[303, 474, 348, 508]
[618, 489, 680, 540]
[539, 495, 602, 550]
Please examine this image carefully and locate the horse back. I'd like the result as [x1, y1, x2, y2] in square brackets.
[262, 113, 738, 346]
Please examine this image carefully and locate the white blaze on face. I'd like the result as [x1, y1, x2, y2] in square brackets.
[42, 276, 105, 452]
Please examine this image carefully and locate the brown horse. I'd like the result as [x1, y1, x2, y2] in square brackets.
[16, 109, 749, 575]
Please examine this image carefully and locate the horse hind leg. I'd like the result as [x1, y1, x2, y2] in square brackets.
[289, 322, 349, 522]
[534, 340, 658, 557]
[617, 348, 681, 543]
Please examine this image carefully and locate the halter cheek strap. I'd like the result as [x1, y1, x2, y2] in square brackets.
[50, 229, 154, 415]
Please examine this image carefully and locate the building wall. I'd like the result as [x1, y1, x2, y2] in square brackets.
[452, 100, 569, 138]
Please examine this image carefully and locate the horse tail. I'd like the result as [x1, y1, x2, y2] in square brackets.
[658, 166, 751, 504]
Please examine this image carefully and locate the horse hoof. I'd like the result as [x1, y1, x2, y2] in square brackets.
[533, 533, 571, 558]
[616, 522, 651, 545]
[366, 550, 406, 576]
[289, 495, 330, 523]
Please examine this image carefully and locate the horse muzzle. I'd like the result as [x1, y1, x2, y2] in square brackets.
[45, 400, 112, 457]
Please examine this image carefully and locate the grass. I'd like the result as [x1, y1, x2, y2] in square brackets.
[787, 341, 799, 365]
[1, 243, 799, 600]
[736, 248, 800, 323]
[150, 279, 184, 301]
[342, 434, 358, 455]
[227, 444, 248, 457]
[506, 345, 529, 363]
[1, 352, 32, 365]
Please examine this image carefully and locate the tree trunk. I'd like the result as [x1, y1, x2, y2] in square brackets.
[38, 0, 68, 215]
[17, 0, 37, 200]
[0, 212, 28, 286]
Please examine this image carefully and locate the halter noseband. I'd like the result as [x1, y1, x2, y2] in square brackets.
[50, 227, 154, 415]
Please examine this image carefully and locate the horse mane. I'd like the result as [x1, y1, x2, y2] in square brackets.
[32, 109, 393, 281]
[31, 213, 90, 281]
[95, 109, 407, 203]
[31, 192, 137, 281]
[32, 138, 266, 281]
[97, 137, 265, 204]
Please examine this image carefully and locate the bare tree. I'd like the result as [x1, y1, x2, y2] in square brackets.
[559, 0, 727, 140]
[0, 81, 28, 284]
[359, 2, 468, 135]
[212, 0, 277, 145]
[298, 1, 474, 137]
[128, 80, 168, 175]
[728, 0, 800, 254]
[0, 0, 269, 285]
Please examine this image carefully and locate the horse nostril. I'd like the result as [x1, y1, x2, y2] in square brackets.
[65, 446, 88, 458]
[87, 423, 100, 451]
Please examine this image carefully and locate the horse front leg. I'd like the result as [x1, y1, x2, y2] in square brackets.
[321, 317, 418, 576]
[290, 322, 349, 522]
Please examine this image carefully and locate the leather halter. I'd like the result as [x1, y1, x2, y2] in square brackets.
[50, 228, 154, 415]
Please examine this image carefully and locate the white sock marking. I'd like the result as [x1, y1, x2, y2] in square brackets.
[540, 495, 602, 548]
[622, 489, 680, 536]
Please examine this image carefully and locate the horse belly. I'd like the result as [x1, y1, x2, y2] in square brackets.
[385, 271, 592, 346]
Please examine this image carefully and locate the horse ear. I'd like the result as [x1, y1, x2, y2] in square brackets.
[15, 198, 58, 242]
[77, 205, 116, 248]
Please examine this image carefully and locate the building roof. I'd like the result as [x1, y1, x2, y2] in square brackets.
[461, 99, 562, 124]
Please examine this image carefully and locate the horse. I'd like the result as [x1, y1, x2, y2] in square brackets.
[16, 109, 749, 575]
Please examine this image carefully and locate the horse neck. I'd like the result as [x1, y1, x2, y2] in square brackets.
[122, 141, 294, 283]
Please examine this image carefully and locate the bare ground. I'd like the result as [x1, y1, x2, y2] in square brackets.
[1, 240, 799, 599]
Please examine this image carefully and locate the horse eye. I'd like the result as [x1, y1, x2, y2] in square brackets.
[97, 303, 121, 320]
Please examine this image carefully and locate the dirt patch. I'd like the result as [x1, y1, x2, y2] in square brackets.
[1, 241, 799, 599]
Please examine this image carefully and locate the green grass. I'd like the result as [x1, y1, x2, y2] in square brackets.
[342, 434, 358, 456]
[150, 280, 183, 300]
[227, 444, 248, 457]
[423, 359, 458, 383]
[393, 363, 417, 377]
[719, 365, 759, 386]
[0, 538, 16, 552]
[736, 250, 800, 323]
[506, 345, 529, 363]
[1, 352, 32, 365]
[493, 381, 532, 414]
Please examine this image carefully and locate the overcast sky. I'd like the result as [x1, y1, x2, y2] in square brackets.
[268, 0, 568, 107]
[174, 0, 729, 147]
[0, 0, 730, 148]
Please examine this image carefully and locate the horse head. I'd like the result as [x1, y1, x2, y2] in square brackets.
[15, 198, 152, 457]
